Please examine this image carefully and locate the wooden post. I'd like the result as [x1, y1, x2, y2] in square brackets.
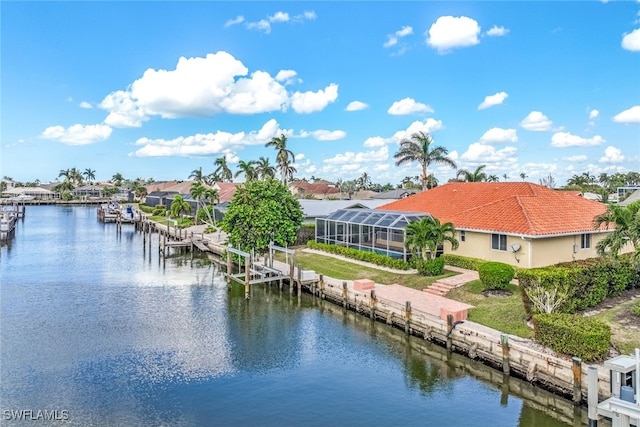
[370, 289, 376, 320]
[446, 314, 453, 352]
[587, 366, 598, 427]
[501, 334, 510, 375]
[297, 263, 302, 296]
[572, 357, 583, 404]
[244, 257, 250, 300]
[226, 248, 232, 283]
[319, 274, 324, 299]
[342, 281, 348, 309]
[404, 301, 411, 334]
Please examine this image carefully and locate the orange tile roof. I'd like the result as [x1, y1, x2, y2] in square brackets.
[378, 182, 609, 236]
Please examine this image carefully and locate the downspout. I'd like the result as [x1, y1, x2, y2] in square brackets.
[521, 236, 532, 268]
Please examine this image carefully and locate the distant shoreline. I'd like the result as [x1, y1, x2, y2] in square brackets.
[0, 199, 120, 206]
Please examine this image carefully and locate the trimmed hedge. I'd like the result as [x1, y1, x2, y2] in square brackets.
[413, 257, 445, 276]
[441, 254, 486, 271]
[139, 204, 154, 214]
[532, 313, 611, 362]
[518, 255, 640, 317]
[478, 262, 515, 290]
[307, 241, 410, 270]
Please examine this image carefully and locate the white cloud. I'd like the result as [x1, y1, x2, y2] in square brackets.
[131, 119, 282, 157]
[485, 25, 509, 37]
[479, 127, 517, 144]
[269, 12, 290, 23]
[79, 101, 93, 109]
[478, 91, 508, 110]
[345, 101, 369, 111]
[290, 83, 339, 113]
[589, 109, 599, 119]
[311, 130, 346, 141]
[324, 146, 389, 165]
[599, 146, 625, 163]
[392, 118, 443, 142]
[520, 111, 552, 131]
[99, 52, 336, 126]
[384, 25, 413, 48]
[388, 97, 433, 115]
[275, 69, 298, 85]
[100, 90, 148, 128]
[41, 124, 112, 145]
[550, 132, 605, 147]
[460, 143, 517, 163]
[363, 136, 386, 148]
[225, 15, 245, 28]
[426, 16, 481, 53]
[613, 105, 640, 124]
[622, 28, 640, 51]
[244, 10, 315, 34]
[563, 155, 588, 162]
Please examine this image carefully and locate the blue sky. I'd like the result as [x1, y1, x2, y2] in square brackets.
[2, 1, 639, 186]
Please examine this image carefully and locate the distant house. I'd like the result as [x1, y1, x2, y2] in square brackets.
[618, 189, 640, 206]
[73, 184, 106, 199]
[372, 188, 418, 200]
[213, 182, 240, 203]
[378, 182, 624, 268]
[298, 199, 389, 224]
[2, 186, 59, 200]
[144, 191, 179, 208]
[289, 180, 339, 199]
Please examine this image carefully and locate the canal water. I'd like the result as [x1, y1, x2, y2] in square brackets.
[0, 206, 585, 426]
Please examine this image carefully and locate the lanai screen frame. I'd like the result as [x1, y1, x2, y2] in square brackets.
[315, 208, 431, 262]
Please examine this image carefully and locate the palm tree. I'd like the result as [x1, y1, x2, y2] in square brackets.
[539, 174, 556, 188]
[189, 167, 204, 182]
[487, 175, 499, 182]
[394, 131, 456, 191]
[204, 172, 220, 186]
[214, 157, 233, 182]
[281, 161, 297, 183]
[83, 168, 96, 184]
[111, 173, 124, 186]
[134, 185, 147, 202]
[255, 157, 276, 180]
[358, 172, 372, 191]
[190, 182, 205, 224]
[234, 160, 257, 181]
[519, 172, 528, 181]
[593, 202, 640, 266]
[405, 216, 459, 260]
[170, 195, 191, 219]
[425, 174, 439, 189]
[502, 174, 509, 182]
[456, 165, 487, 182]
[266, 134, 295, 183]
[341, 180, 358, 200]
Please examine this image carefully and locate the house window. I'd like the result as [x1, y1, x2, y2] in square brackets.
[581, 233, 591, 249]
[491, 234, 507, 251]
[460, 231, 466, 242]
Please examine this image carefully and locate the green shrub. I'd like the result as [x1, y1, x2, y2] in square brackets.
[414, 257, 445, 276]
[152, 207, 166, 216]
[632, 300, 640, 317]
[307, 241, 410, 270]
[139, 204, 154, 214]
[441, 254, 486, 271]
[294, 224, 316, 246]
[478, 262, 515, 290]
[533, 313, 611, 362]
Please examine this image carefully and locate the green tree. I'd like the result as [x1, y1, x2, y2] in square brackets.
[221, 179, 303, 253]
[394, 131, 456, 191]
[519, 172, 528, 181]
[170, 195, 191, 219]
[456, 165, 487, 182]
[214, 157, 233, 182]
[593, 201, 640, 266]
[255, 157, 277, 180]
[539, 174, 556, 188]
[266, 133, 295, 183]
[189, 167, 204, 182]
[83, 168, 96, 184]
[111, 173, 124, 186]
[358, 172, 372, 190]
[235, 160, 257, 181]
[405, 216, 459, 260]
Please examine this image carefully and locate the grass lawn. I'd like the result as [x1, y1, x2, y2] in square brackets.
[590, 300, 640, 356]
[446, 280, 533, 338]
[280, 249, 458, 290]
[149, 216, 193, 228]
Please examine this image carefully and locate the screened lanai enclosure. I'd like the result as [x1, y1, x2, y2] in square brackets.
[315, 209, 431, 261]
